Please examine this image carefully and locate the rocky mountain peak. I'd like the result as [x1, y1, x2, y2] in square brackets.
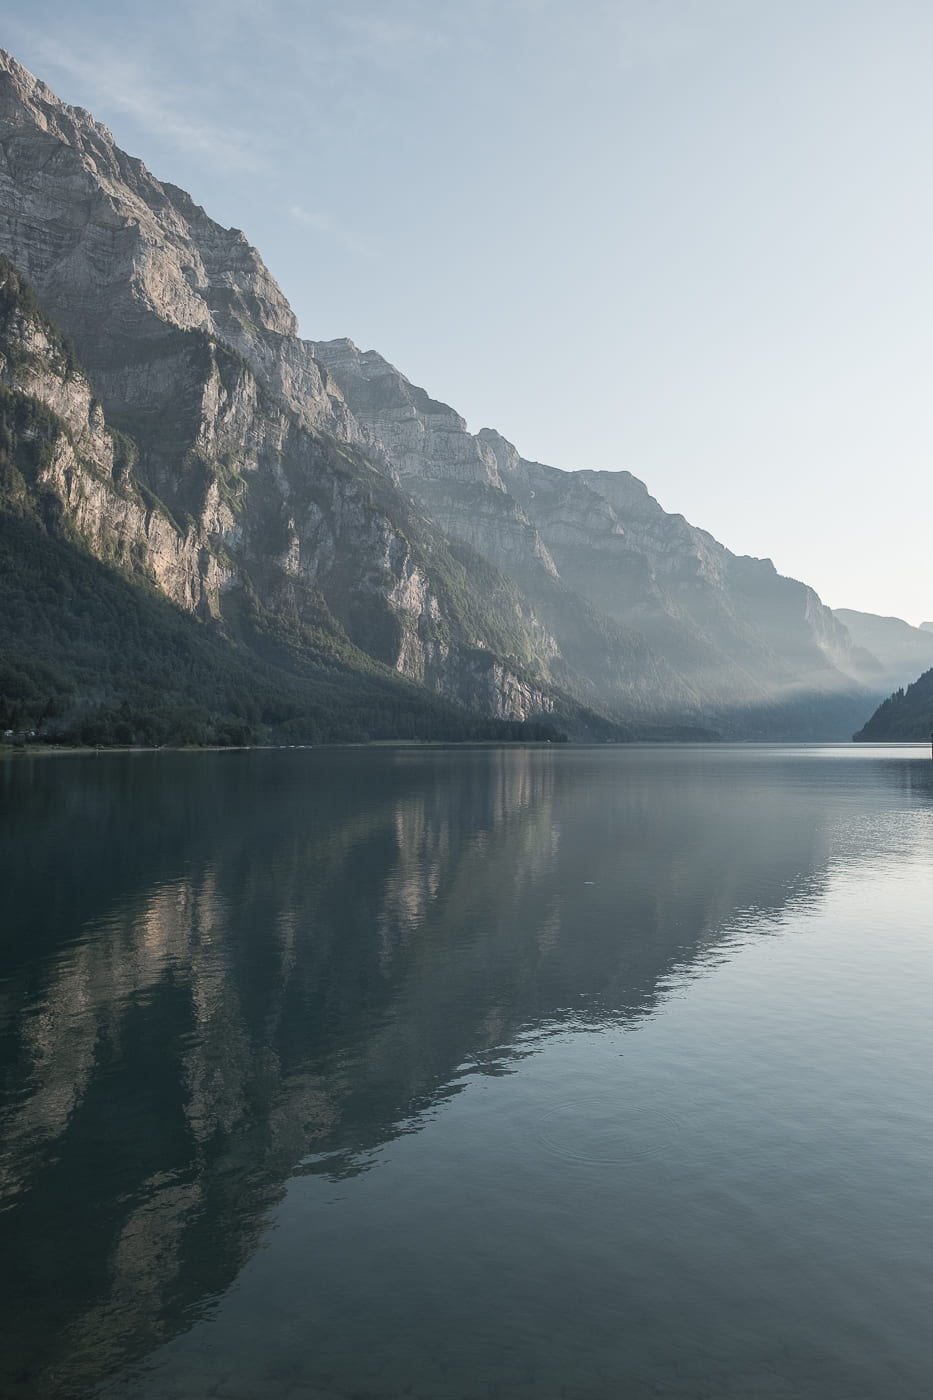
[0, 47, 113, 147]
[0, 49, 315, 390]
[311, 336, 505, 490]
[475, 427, 524, 477]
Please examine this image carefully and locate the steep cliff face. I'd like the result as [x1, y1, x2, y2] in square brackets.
[0, 51, 567, 730]
[0, 51, 355, 439]
[0, 259, 230, 615]
[315, 348, 879, 736]
[508, 455, 866, 708]
[308, 339, 502, 488]
[310, 340, 563, 580]
[307, 344, 711, 724]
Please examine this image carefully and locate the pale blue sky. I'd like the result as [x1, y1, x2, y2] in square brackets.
[6, 1, 932, 622]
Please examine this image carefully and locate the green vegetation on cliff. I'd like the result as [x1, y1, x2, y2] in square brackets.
[0, 378, 569, 746]
[0, 504, 571, 746]
[0, 257, 578, 747]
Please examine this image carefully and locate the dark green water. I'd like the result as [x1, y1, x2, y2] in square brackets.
[2, 745, 933, 1399]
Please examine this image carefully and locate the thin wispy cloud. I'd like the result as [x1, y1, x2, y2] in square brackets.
[289, 204, 377, 260]
[511, 0, 700, 75]
[332, 4, 455, 67]
[7, 26, 262, 173]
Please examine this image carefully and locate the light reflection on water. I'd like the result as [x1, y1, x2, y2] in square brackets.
[1, 744, 932, 1399]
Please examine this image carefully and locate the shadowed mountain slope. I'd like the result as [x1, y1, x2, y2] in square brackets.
[854, 666, 933, 741]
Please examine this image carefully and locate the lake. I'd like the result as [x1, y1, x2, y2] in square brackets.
[2, 744, 932, 1399]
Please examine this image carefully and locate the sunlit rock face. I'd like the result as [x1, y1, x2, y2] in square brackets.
[0, 46, 886, 736]
[0, 49, 351, 438]
[0, 261, 235, 617]
[310, 339, 505, 490]
[0, 50, 562, 723]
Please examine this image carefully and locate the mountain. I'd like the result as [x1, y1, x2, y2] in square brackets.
[845, 616, 933, 741]
[0, 49, 884, 742]
[310, 338, 879, 737]
[854, 667, 933, 742]
[833, 609, 933, 693]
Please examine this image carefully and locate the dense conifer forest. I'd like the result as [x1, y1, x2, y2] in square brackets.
[0, 503, 578, 747]
[853, 672, 933, 742]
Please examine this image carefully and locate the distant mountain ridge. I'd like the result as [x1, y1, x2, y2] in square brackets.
[310, 336, 880, 735]
[832, 609, 933, 693]
[0, 48, 889, 741]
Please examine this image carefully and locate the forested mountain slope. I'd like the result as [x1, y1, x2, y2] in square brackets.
[854, 670, 933, 742]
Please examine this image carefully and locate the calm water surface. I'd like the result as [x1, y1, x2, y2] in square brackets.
[2, 744, 932, 1399]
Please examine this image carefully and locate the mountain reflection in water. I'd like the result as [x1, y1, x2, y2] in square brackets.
[2, 745, 932, 1399]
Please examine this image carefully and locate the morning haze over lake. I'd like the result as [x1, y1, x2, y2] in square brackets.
[3, 745, 932, 1398]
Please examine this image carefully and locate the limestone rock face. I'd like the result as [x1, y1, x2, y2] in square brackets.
[1, 259, 550, 719]
[310, 338, 504, 488]
[0, 50, 362, 443]
[504, 454, 865, 710]
[314, 341, 880, 735]
[0, 261, 234, 616]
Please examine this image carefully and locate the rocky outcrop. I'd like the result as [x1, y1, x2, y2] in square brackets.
[310, 342, 561, 579]
[0, 260, 233, 616]
[309, 339, 502, 487]
[0, 51, 357, 441]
